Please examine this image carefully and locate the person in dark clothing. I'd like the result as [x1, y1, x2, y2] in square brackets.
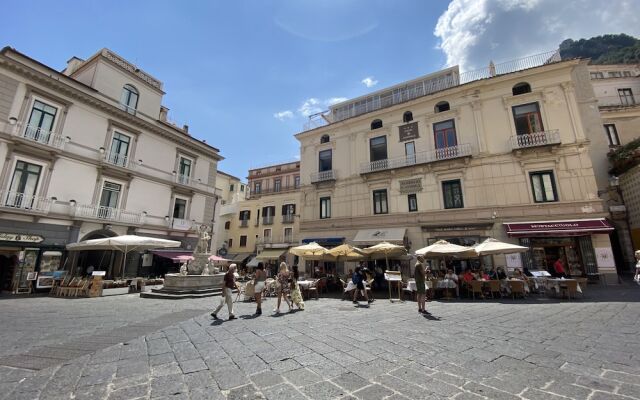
[211, 264, 239, 320]
[352, 266, 371, 304]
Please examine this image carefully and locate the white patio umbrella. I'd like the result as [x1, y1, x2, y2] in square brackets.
[471, 238, 528, 256]
[414, 240, 473, 257]
[289, 242, 328, 259]
[361, 242, 406, 270]
[326, 244, 366, 262]
[67, 235, 181, 278]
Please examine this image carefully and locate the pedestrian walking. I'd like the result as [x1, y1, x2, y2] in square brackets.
[352, 266, 372, 304]
[254, 262, 266, 315]
[211, 264, 239, 321]
[414, 255, 427, 314]
[274, 262, 292, 313]
[290, 265, 305, 311]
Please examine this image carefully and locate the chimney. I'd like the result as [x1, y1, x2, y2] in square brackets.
[63, 57, 84, 76]
[159, 106, 169, 122]
[183, 124, 189, 134]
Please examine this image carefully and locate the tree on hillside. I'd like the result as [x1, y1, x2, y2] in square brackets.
[559, 33, 640, 64]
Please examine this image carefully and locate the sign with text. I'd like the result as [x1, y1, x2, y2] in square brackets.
[398, 122, 419, 142]
[0, 233, 44, 243]
[399, 178, 422, 194]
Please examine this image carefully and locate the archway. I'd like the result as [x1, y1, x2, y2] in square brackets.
[76, 229, 118, 278]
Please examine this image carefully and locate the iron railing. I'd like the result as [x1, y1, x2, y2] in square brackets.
[262, 216, 274, 225]
[360, 143, 472, 174]
[240, 220, 249, 227]
[104, 151, 136, 169]
[23, 124, 66, 149]
[282, 215, 295, 224]
[169, 218, 192, 230]
[74, 204, 144, 224]
[509, 130, 560, 150]
[257, 235, 297, 245]
[1, 190, 52, 213]
[248, 185, 298, 198]
[310, 170, 337, 183]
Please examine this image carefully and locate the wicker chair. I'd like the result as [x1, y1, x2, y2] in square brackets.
[508, 280, 526, 299]
[467, 280, 484, 300]
[487, 280, 501, 299]
[560, 280, 579, 300]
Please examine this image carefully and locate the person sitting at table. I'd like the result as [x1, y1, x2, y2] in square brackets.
[462, 268, 475, 283]
[352, 266, 372, 304]
[496, 267, 507, 280]
[487, 266, 498, 280]
[554, 258, 567, 278]
[475, 269, 489, 280]
[443, 268, 459, 297]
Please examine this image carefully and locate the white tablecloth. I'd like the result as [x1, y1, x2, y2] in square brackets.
[406, 280, 432, 291]
[297, 280, 313, 289]
[546, 278, 582, 294]
[437, 279, 457, 289]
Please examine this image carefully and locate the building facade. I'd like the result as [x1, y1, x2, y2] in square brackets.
[212, 170, 246, 257]
[0, 47, 222, 291]
[296, 52, 619, 281]
[225, 161, 301, 269]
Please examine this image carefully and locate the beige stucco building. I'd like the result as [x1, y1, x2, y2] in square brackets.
[0, 47, 222, 291]
[224, 161, 301, 270]
[296, 52, 619, 280]
[212, 170, 246, 256]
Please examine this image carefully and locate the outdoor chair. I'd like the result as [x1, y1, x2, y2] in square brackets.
[339, 278, 351, 300]
[560, 280, 579, 300]
[508, 280, 525, 299]
[468, 280, 484, 300]
[487, 280, 502, 299]
[307, 279, 320, 300]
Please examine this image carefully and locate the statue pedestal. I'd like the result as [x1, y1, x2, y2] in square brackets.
[187, 253, 211, 275]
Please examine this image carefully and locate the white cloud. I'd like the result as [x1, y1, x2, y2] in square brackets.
[273, 110, 294, 121]
[361, 76, 378, 87]
[434, 0, 640, 71]
[297, 97, 348, 117]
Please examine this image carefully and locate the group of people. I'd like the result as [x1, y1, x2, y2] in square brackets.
[211, 261, 306, 321]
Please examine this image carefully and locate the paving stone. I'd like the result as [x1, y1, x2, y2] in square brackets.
[617, 383, 640, 398]
[462, 382, 521, 400]
[332, 372, 370, 392]
[213, 366, 249, 390]
[589, 391, 634, 400]
[269, 358, 300, 373]
[107, 383, 149, 400]
[250, 370, 284, 389]
[178, 358, 208, 374]
[183, 370, 215, 390]
[301, 380, 348, 399]
[352, 383, 394, 400]
[150, 373, 187, 398]
[188, 386, 225, 400]
[261, 383, 306, 400]
[282, 367, 323, 387]
[227, 383, 265, 400]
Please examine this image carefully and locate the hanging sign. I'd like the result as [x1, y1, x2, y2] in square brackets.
[0, 233, 44, 243]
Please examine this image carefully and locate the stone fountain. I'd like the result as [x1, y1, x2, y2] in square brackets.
[141, 226, 225, 299]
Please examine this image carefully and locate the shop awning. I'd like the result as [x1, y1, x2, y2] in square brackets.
[504, 218, 614, 237]
[151, 250, 194, 261]
[353, 228, 406, 244]
[301, 237, 344, 246]
[228, 253, 253, 263]
[256, 248, 287, 260]
[246, 257, 260, 268]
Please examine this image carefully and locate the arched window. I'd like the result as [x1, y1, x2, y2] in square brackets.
[224, 221, 231, 230]
[120, 84, 138, 114]
[512, 82, 531, 96]
[434, 101, 450, 113]
[403, 111, 413, 123]
[320, 134, 330, 144]
[371, 119, 383, 130]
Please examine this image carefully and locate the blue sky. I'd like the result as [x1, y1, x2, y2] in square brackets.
[2, 0, 638, 180]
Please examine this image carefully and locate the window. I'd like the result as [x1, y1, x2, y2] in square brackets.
[433, 119, 457, 150]
[108, 132, 131, 166]
[405, 141, 416, 164]
[608, 71, 622, 78]
[619, 88, 635, 106]
[320, 134, 330, 144]
[178, 157, 192, 184]
[99, 181, 122, 218]
[319, 149, 332, 172]
[228, 238, 233, 248]
[254, 182, 261, 194]
[7, 161, 42, 207]
[294, 176, 300, 189]
[403, 111, 413, 123]
[282, 204, 296, 216]
[530, 171, 558, 203]
[512, 82, 531, 96]
[604, 124, 620, 146]
[240, 235, 247, 247]
[273, 178, 281, 192]
[173, 198, 187, 219]
[262, 206, 275, 224]
[435, 101, 450, 113]
[590, 72, 604, 79]
[320, 197, 331, 219]
[442, 180, 463, 209]
[239, 210, 251, 220]
[224, 221, 231, 230]
[512, 102, 544, 135]
[369, 136, 387, 162]
[263, 229, 272, 239]
[373, 189, 388, 215]
[240, 184, 245, 191]
[408, 194, 418, 212]
[230, 184, 234, 191]
[371, 119, 383, 130]
[284, 227, 293, 241]
[120, 84, 138, 114]
[25, 100, 57, 142]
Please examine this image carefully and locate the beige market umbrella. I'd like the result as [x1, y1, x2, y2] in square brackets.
[361, 242, 406, 270]
[414, 240, 473, 257]
[326, 244, 366, 261]
[471, 238, 528, 256]
[289, 242, 328, 260]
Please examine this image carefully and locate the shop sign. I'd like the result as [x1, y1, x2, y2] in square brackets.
[399, 178, 422, 194]
[0, 233, 44, 243]
[398, 122, 419, 142]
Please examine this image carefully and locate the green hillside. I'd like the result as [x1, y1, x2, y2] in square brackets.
[559, 34, 640, 64]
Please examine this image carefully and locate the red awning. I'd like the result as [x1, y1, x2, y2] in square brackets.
[150, 250, 194, 261]
[504, 218, 614, 237]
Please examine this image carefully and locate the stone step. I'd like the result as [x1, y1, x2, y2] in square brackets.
[140, 290, 222, 300]
[150, 287, 221, 295]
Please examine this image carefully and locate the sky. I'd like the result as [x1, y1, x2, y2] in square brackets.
[2, 0, 639, 181]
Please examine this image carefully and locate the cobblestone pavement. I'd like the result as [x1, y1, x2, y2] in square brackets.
[1, 285, 640, 400]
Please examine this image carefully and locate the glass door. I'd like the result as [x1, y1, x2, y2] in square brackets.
[8, 161, 42, 208]
[405, 141, 416, 165]
[98, 182, 121, 219]
[109, 133, 130, 166]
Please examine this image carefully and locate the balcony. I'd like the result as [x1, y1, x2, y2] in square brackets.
[22, 124, 66, 149]
[257, 235, 297, 245]
[597, 95, 637, 109]
[360, 143, 472, 174]
[310, 170, 337, 183]
[103, 151, 136, 170]
[1, 190, 52, 214]
[248, 185, 298, 199]
[240, 219, 249, 228]
[282, 215, 295, 224]
[169, 218, 192, 231]
[262, 216, 274, 225]
[509, 130, 560, 150]
[74, 204, 145, 224]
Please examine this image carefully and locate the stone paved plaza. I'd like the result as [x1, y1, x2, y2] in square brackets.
[1, 285, 640, 400]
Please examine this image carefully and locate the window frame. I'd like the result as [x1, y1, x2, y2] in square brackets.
[442, 179, 464, 209]
[434, 101, 450, 113]
[177, 155, 194, 183]
[228, 238, 233, 248]
[274, 178, 281, 192]
[529, 170, 558, 203]
[7, 159, 44, 208]
[172, 197, 188, 219]
[371, 119, 383, 130]
[403, 111, 413, 123]
[318, 149, 332, 172]
[294, 175, 300, 189]
[320, 197, 331, 219]
[408, 193, 418, 212]
[120, 84, 139, 114]
[239, 235, 247, 247]
[604, 124, 620, 146]
[618, 88, 635, 106]
[433, 119, 457, 149]
[373, 189, 389, 215]
[512, 102, 544, 135]
[369, 135, 388, 162]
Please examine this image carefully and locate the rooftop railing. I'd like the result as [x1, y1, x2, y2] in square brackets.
[360, 143, 472, 174]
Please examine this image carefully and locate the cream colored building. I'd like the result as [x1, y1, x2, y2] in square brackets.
[296, 51, 619, 280]
[225, 161, 301, 269]
[212, 170, 246, 256]
[0, 47, 222, 290]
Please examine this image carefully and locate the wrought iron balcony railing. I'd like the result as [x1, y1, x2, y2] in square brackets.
[1, 190, 52, 213]
[360, 143, 472, 174]
[74, 204, 145, 224]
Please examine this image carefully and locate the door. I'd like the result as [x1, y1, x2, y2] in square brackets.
[99, 182, 121, 219]
[109, 133, 130, 166]
[405, 141, 416, 165]
[8, 161, 42, 208]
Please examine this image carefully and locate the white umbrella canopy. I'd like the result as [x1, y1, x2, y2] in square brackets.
[289, 242, 328, 258]
[67, 235, 181, 278]
[361, 242, 406, 269]
[414, 240, 473, 257]
[326, 244, 366, 262]
[472, 238, 528, 256]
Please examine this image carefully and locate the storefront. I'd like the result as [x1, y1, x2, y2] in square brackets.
[300, 237, 344, 277]
[504, 218, 615, 279]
